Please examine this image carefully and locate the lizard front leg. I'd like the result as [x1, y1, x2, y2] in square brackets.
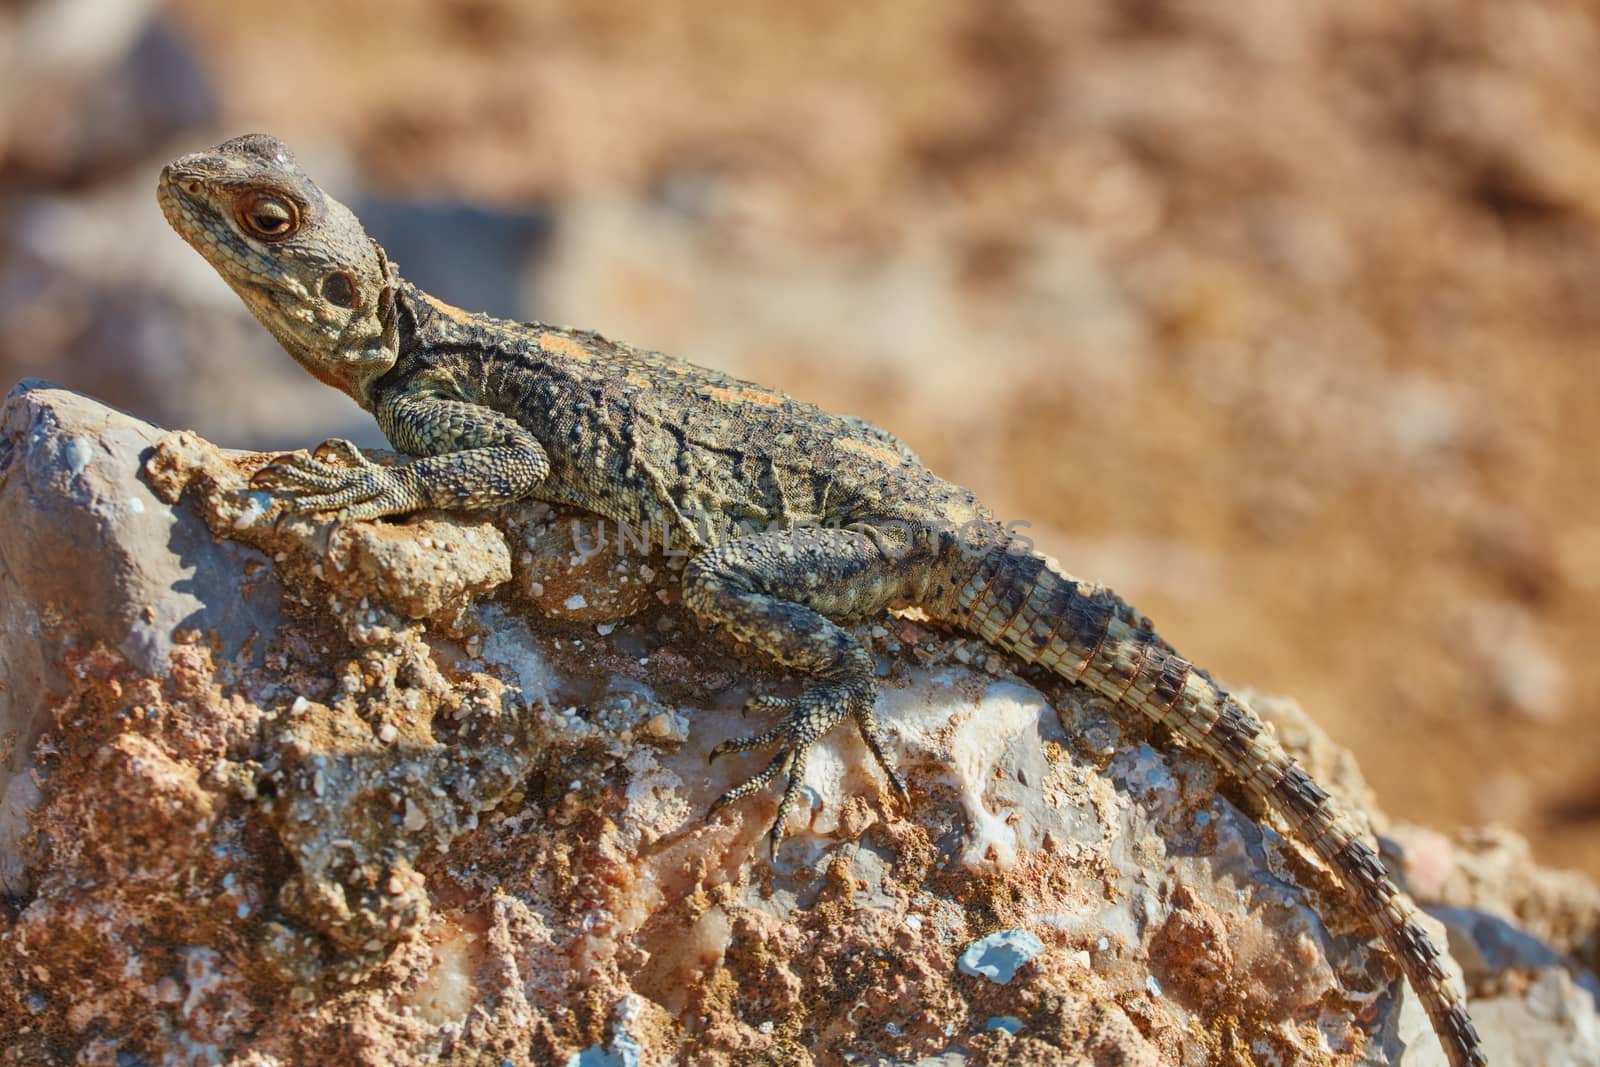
[253, 394, 549, 523]
[683, 524, 930, 854]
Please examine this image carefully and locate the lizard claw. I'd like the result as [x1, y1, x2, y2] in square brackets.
[707, 742, 809, 856]
[252, 454, 307, 487]
[252, 451, 346, 491]
[740, 693, 790, 720]
[311, 437, 375, 469]
[708, 721, 787, 762]
[252, 441, 374, 498]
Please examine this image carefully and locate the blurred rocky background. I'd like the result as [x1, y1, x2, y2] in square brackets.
[1, 0, 1597, 876]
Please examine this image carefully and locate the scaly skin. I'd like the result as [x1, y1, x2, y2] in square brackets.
[159, 134, 1486, 1067]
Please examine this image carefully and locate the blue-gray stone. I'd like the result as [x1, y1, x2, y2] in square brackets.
[958, 929, 1043, 984]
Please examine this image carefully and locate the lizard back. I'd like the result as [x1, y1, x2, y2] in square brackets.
[385, 283, 984, 545]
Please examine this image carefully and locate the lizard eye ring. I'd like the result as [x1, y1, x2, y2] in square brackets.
[237, 192, 300, 242]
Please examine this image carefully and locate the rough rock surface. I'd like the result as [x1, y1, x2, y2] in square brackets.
[1, 381, 1596, 1066]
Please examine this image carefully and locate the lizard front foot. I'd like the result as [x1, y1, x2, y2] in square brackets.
[251, 439, 418, 523]
[708, 681, 909, 857]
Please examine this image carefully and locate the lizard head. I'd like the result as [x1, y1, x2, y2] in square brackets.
[158, 134, 399, 409]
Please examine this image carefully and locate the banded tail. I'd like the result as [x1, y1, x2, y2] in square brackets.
[948, 539, 1485, 1067]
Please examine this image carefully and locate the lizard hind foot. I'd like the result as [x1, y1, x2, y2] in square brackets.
[705, 682, 907, 855]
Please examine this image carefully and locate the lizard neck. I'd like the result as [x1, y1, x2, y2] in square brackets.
[253, 243, 402, 412]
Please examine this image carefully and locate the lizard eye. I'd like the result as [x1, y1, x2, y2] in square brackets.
[237, 193, 299, 241]
[321, 271, 358, 308]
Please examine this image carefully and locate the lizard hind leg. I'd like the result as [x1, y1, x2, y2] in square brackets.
[683, 525, 925, 855]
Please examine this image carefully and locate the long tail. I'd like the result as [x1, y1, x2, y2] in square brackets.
[947, 539, 1485, 1067]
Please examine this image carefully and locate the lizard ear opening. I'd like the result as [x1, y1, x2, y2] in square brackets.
[370, 238, 397, 335]
[321, 271, 358, 308]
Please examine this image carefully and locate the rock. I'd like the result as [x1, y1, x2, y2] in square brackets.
[958, 930, 1044, 984]
[0, 2, 216, 186]
[1467, 968, 1600, 1067]
[0, 381, 1593, 1064]
[503, 507, 669, 623]
[1405, 823, 1600, 968]
[1430, 906, 1562, 985]
[0, 379, 283, 895]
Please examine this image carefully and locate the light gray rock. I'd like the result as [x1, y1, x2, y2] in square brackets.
[1467, 968, 1600, 1067]
[0, 379, 282, 893]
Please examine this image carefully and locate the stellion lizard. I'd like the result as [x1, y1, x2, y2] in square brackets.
[158, 134, 1486, 1067]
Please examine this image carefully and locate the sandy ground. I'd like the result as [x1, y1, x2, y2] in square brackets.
[141, 0, 1600, 876]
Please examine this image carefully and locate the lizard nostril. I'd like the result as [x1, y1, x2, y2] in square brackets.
[182, 179, 203, 196]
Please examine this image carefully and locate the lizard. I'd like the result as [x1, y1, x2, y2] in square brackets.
[157, 134, 1486, 1067]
